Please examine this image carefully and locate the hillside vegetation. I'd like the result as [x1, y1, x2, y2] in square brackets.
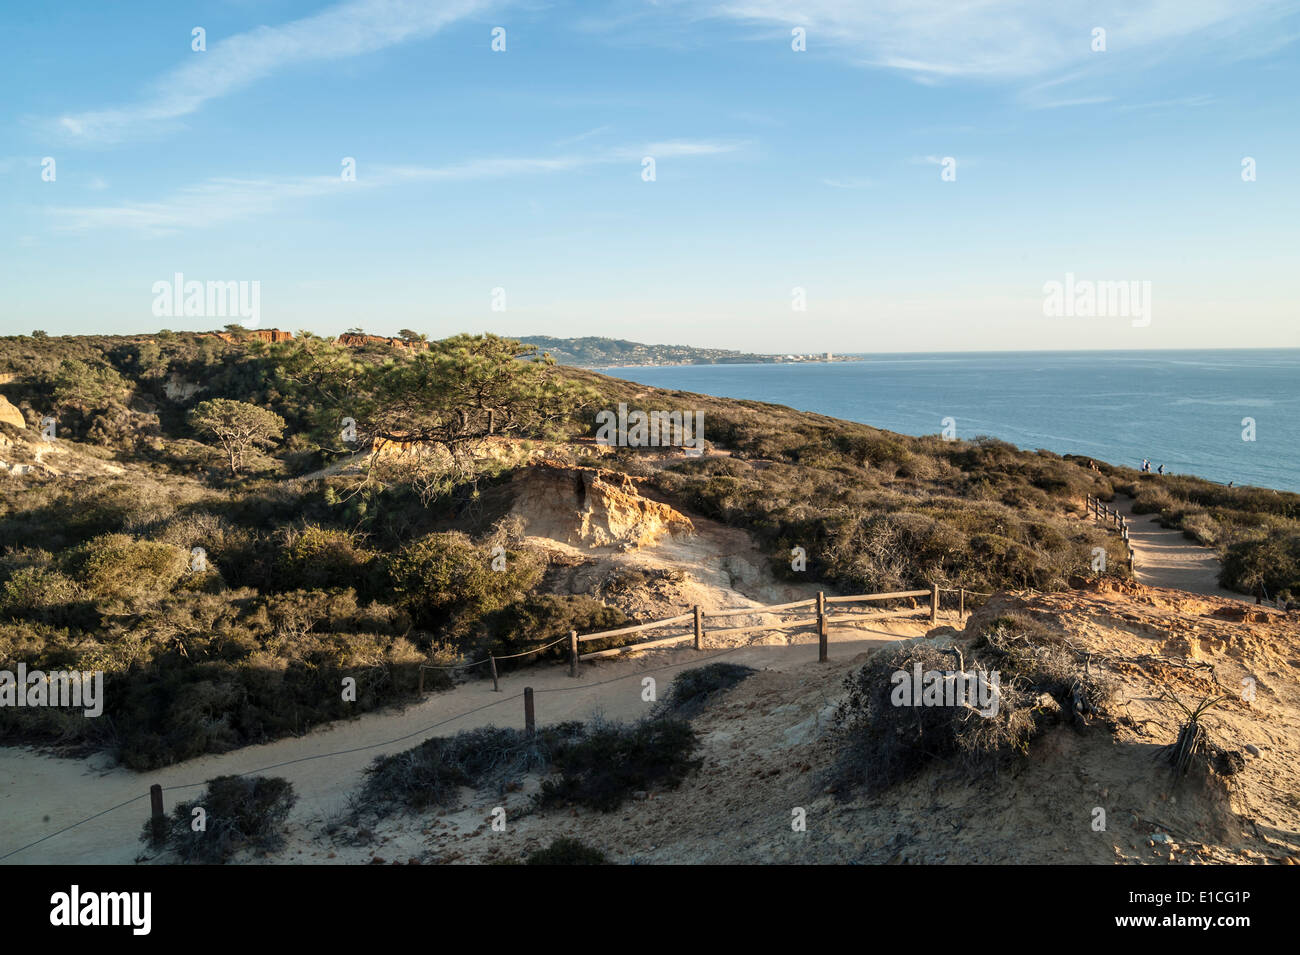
[1, 330, 1294, 769]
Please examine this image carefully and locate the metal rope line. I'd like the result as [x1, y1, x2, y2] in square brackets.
[0, 793, 151, 863]
[492, 635, 571, 660]
[417, 633, 572, 670]
[0, 691, 526, 863]
[533, 645, 750, 694]
[0, 642, 753, 862]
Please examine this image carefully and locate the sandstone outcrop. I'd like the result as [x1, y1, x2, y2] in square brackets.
[509, 463, 693, 549]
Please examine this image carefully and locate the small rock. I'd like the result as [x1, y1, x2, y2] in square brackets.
[1151, 832, 1173, 844]
[1245, 743, 1261, 757]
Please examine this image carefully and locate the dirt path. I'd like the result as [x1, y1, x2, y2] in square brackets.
[0, 617, 948, 865]
[1113, 498, 1247, 601]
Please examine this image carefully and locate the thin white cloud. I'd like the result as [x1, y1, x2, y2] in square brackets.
[47, 141, 745, 235]
[553, 125, 614, 146]
[52, 0, 491, 142]
[707, 0, 1298, 80]
[822, 176, 873, 189]
[1028, 95, 1115, 110]
[1118, 94, 1217, 111]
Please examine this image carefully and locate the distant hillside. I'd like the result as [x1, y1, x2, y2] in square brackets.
[515, 336, 782, 367]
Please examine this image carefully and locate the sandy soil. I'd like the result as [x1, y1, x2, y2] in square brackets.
[4, 448, 1291, 867]
[343, 582, 1299, 867]
[0, 618, 936, 865]
[1114, 498, 1248, 601]
[0, 458, 948, 865]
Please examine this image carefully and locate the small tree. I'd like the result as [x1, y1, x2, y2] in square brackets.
[189, 398, 285, 475]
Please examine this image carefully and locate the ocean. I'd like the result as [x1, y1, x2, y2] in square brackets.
[598, 350, 1300, 494]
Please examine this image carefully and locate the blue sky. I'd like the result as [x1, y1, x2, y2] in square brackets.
[2, 0, 1298, 352]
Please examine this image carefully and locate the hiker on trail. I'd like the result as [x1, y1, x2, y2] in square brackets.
[1141, 458, 1150, 472]
[1157, 463, 1165, 475]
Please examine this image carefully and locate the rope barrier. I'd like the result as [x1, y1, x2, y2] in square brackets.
[0, 642, 755, 862]
[4, 585, 968, 861]
[416, 633, 576, 671]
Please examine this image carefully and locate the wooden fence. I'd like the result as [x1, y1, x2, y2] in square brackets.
[569, 583, 956, 670]
[1086, 495, 1136, 572]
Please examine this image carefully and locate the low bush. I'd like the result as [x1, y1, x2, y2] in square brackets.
[359, 716, 702, 817]
[143, 774, 296, 864]
[539, 717, 701, 812]
[655, 662, 756, 719]
[65, 534, 188, 603]
[526, 837, 609, 865]
[358, 723, 586, 815]
[828, 642, 1033, 797]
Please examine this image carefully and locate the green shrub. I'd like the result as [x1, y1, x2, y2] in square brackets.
[386, 532, 543, 630]
[655, 662, 756, 719]
[526, 837, 609, 865]
[0, 566, 87, 623]
[828, 642, 1033, 797]
[142, 774, 296, 863]
[66, 534, 188, 602]
[1221, 530, 1300, 601]
[358, 723, 585, 815]
[539, 717, 701, 812]
[274, 525, 379, 593]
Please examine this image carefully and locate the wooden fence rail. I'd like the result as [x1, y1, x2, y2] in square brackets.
[573, 583, 958, 668]
[1086, 495, 1136, 572]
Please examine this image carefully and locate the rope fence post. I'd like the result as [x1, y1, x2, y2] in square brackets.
[959, 587, 965, 617]
[489, 654, 499, 692]
[149, 783, 165, 844]
[817, 591, 827, 662]
[569, 630, 579, 677]
[524, 687, 535, 736]
[693, 605, 703, 650]
[418, 665, 424, 695]
[930, 582, 939, 624]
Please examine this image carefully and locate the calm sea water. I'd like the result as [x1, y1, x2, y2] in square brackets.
[599, 350, 1300, 493]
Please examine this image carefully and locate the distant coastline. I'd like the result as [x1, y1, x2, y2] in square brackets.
[515, 335, 862, 369]
[594, 349, 1300, 495]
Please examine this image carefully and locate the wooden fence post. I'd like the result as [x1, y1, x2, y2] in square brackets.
[524, 687, 535, 735]
[149, 783, 165, 844]
[817, 591, 827, 662]
[693, 605, 703, 650]
[569, 630, 579, 678]
[959, 587, 965, 617]
[489, 655, 499, 692]
[930, 583, 940, 624]
[418, 665, 425, 695]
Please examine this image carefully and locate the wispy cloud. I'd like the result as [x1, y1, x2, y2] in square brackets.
[51, 0, 490, 142]
[48, 141, 746, 235]
[706, 0, 1298, 81]
[1028, 95, 1115, 110]
[822, 176, 873, 189]
[553, 125, 614, 147]
[1117, 94, 1217, 111]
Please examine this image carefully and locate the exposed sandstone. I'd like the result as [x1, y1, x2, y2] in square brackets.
[509, 463, 693, 549]
[0, 394, 25, 429]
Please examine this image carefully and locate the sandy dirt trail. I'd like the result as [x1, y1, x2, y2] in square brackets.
[0, 618, 938, 865]
[1113, 498, 1248, 601]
